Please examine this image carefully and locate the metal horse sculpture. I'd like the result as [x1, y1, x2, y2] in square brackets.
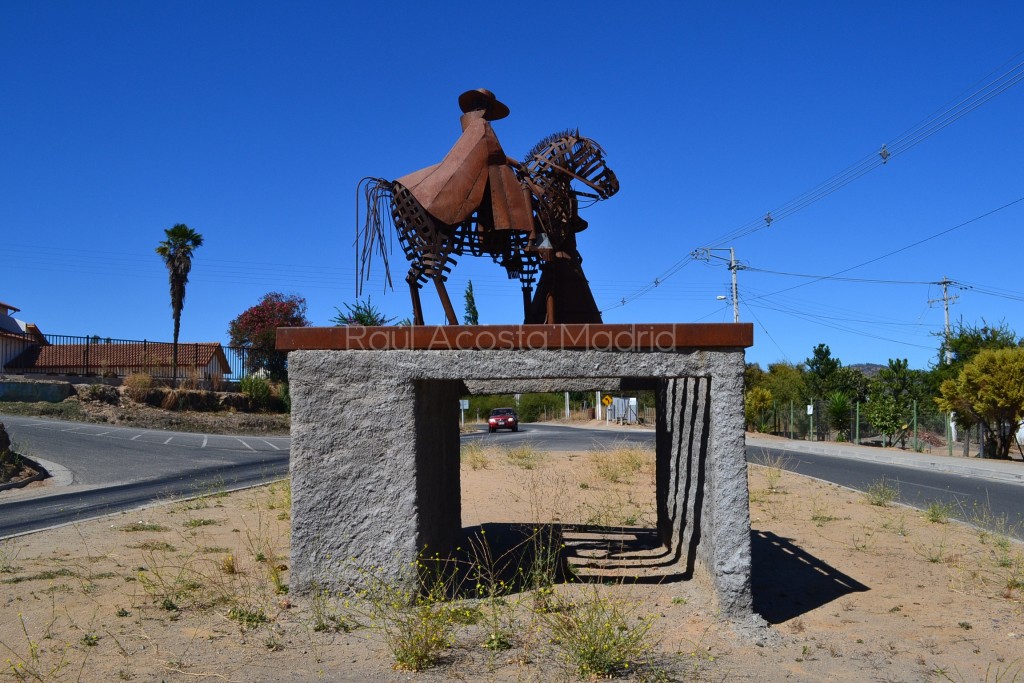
[356, 130, 618, 325]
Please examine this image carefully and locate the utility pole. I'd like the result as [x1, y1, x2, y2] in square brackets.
[694, 247, 741, 322]
[929, 276, 959, 456]
[729, 247, 739, 323]
[928, 276, 959, 364]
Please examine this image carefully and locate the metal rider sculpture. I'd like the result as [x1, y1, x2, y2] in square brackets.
[356, 89, 618, 325]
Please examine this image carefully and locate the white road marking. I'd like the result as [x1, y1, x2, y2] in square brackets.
[235, 438, 256, 452]
[902, 480, 971, 497]
[131, 434, 142, 441]
[94, 431, 111, 436]
[261, 439, 280, 450]
[164, 437, 173, 445]
[202, 435, 208, 448]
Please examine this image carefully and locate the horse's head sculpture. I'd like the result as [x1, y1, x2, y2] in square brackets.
[520, 131, 618, 259]
[524, 130, 619, 202]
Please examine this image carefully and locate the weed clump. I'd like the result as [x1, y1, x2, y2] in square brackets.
[504, 444, 544, 470]
[925, 500, 955, 524]
[864, 478, 899, 507]
[460, 442, 491, 470]
[591, 443, 650, 484]
[544, 589, 655, 678]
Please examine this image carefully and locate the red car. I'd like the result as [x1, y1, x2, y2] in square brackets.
[488, 408, 519, 433]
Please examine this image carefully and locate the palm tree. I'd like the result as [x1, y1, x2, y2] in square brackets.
[156, 224, 204, 386]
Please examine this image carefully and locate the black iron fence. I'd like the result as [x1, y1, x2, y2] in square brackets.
[0, 332, 267, 384]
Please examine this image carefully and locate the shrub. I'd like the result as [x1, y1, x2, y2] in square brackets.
[239, 375, 272, 411]
[165, 389, 220, 412]
[517, 393, 564, 422]
[79, 383, 120, 405]
[123, 372, 154, 402]
[278, 381, 291, 413]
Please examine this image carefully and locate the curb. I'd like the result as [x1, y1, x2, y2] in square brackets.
[0, 454, 50, 492]
[746, 437, 1024, 486]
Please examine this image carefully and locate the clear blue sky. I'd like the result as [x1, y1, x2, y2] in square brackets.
[3, 2, 1023, 371]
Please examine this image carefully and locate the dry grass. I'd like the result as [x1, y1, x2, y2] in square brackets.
[1, 445, 1022, 682]
[590, 443, 652, 484]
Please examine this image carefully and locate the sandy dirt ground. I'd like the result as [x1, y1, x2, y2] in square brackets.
[1, 440, 1021, 682]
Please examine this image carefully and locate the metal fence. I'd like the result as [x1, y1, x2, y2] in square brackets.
[0, 332, 267, 383]
[748, 398, 954, 453]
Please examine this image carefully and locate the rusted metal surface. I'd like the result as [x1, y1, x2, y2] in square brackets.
[355, 89, 618, 326]
[277, 323, 753, 352]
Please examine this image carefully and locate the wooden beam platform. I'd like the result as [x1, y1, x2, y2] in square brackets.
[277, 323, 753, 352]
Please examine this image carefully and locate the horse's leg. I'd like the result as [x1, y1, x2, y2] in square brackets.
[407, 274, 425, 325]
[428, 222, 462, 325]
[433, 278, 459, 325]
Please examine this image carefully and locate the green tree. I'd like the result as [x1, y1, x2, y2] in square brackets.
[745, 386, 773, 432]
[744, 362, 765, 392]
[864, 359, 927, 448]
[331, 297, 394, 326]
[228, 292, 310, 380]
[463, 280, 479, 325]
[936, 347, 1024, 459]
[829, 366, 869, 404]
[155, 223, 204, 386]
[935, 319, 1019, 377]
[930, 320, 1020, 454]
[805, 343, 841, 400]
[757, 362, 808, 434]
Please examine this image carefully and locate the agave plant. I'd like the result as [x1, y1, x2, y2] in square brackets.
[825, 390, 852, 441]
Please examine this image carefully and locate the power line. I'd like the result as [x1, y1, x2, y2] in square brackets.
[743, 194, 1024, 305]
[741, 267, 935, 285]
[744, 300, 938, 350]
[604, 51, 1024, 312]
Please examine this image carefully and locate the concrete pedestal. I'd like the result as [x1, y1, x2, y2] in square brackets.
[281, 324, 755, 618]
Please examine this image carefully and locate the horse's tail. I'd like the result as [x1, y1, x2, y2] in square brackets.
[355, 177, 394, 297]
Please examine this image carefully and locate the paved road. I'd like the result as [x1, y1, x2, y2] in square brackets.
[4, 414, 1022, 540]
[745, 437, 1024, 540]
[0, 413, 289, 537]
[461, 421, 654, 451]
[474, 424, 1024, 539]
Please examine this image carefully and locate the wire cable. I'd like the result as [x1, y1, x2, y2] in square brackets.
[603, 52, 1024, 312]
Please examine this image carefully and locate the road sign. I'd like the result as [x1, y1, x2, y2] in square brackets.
[459, 399, 469, 410]
[602, 395, 613, 407]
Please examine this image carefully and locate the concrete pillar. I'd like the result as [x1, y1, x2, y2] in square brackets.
[289, 356, 463, 591]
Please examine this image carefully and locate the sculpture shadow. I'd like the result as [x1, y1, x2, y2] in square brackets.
[751, 529, 869, 623]
[455, 522, 689, 593]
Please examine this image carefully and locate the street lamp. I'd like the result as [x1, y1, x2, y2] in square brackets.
[715, 295, 738, 323]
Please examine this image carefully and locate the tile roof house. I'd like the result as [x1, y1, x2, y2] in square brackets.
[2, 300, 232, 382]
[6, 341, 231, 381]
[0, 301, 46, 369]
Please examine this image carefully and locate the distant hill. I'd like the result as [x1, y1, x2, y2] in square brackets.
[849, 363, 886, 378]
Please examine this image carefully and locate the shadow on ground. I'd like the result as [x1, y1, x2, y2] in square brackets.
[456, 522, 690, 591]
[453, 524, 868, 621]
[751, 529, 869, 623]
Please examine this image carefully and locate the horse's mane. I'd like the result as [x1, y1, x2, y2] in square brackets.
[522, 128, 578, 165]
